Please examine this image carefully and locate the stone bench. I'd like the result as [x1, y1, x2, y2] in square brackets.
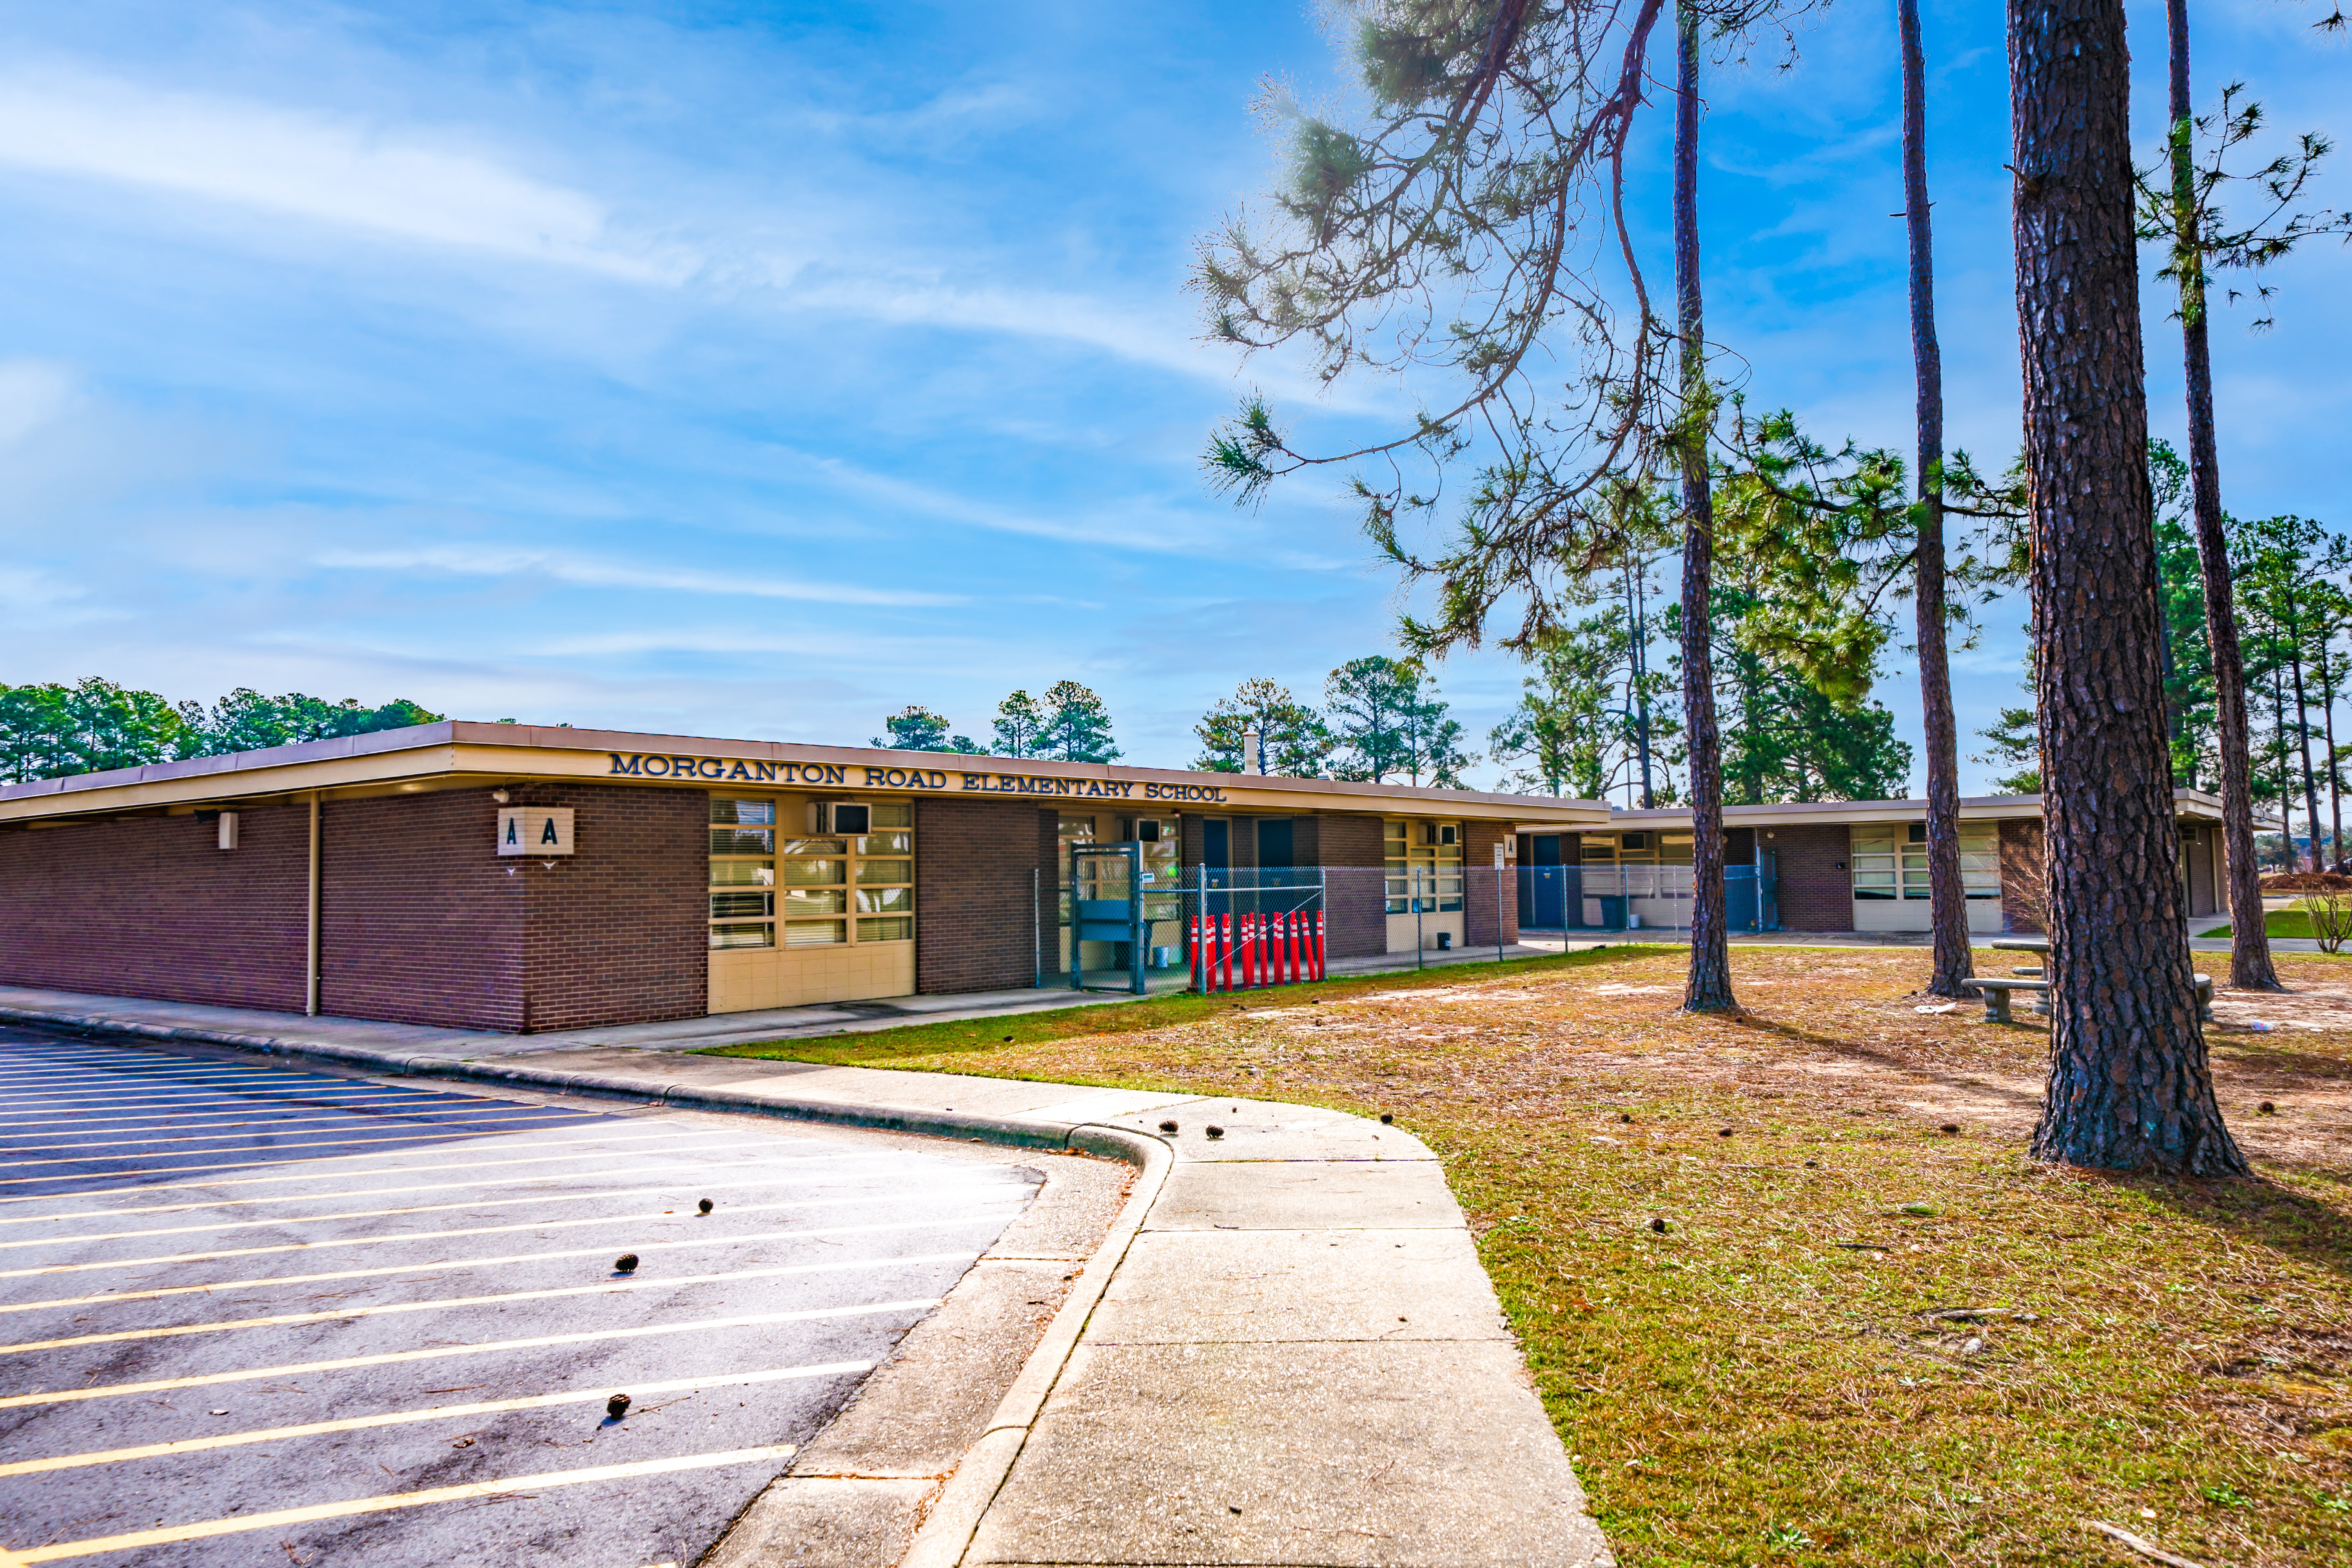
[1962, 977, 2046, 1023]
[1962, 973, 2215, 1024]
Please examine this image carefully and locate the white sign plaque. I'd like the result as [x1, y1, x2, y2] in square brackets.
[497, 807, 575, 856]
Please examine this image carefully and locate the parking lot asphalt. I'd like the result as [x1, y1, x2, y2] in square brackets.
[0, 1026, 1040, 1567]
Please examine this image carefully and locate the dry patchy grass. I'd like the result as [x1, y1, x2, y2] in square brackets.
[710, 945, 2352, 1566]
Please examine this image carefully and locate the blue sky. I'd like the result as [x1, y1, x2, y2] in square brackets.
[0, 0, 2343, 798]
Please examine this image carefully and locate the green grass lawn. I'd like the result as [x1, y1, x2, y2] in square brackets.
[2201, 910, 2321, 940]
[707, 946, 2352, 1567]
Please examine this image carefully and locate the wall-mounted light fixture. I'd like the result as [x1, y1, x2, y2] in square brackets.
[492, 789, 510, 804]
[217, 813, 239, 851]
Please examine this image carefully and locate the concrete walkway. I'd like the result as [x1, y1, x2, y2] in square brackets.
[1519, 929, 2340, 957]
[0, 985, 1612, 1568]
[0, 945, 1564, 1059]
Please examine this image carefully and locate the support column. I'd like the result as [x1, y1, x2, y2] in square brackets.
[305, 791, 321, 1017]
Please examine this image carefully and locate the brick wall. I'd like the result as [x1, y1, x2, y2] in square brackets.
[1764, 824, 1854, 932]
[319, 792, 522, 1030]
[1315, 813, 1388, 960]
[519, 784, 704, 1032]
[0, 804, 309, 1011]
[320, 783, 705, 1033]
[1999, 818, 2045, 935]
[1462, 820, 1519, 948]
[916, 798, 1056, 994]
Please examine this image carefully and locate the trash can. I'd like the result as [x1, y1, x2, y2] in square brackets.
[1435, 931, 1453, 951]
[1593, 895, 1628, 929]
[1149, 946, 1175, 969]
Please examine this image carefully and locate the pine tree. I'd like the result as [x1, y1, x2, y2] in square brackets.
[1194, 679, 1330, 775]
[991, 691, 1047, 759]
[873, 706, 981, 753]
[1038, 681, 1120, 764]
[1895, 0, 1971, 998]
[1323, 657, 1420, 784]
[2011, 0, 2244, 1176]
[2139, 4, 2347, 983]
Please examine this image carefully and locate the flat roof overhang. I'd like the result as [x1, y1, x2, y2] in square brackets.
[0, 721, 1616, 830]
[1597, 788, 2236, 828]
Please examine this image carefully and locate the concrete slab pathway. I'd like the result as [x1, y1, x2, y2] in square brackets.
[0, 985, 1613, 1568]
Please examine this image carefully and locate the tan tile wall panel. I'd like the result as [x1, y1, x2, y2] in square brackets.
[710, 942, 915, 1012]
[0, 802, 309, 1013]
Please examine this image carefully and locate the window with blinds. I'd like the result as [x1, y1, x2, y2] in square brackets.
[1851, 823, 2000, 900]
[1384, 820, 1465, 913]
[710, 799, 915, 947]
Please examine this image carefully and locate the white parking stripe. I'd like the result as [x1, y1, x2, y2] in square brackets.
[0, 1106, 586, 1135]
[0, 1131, 838, 1203]
[0, 1181, 1031, 1278]
[0, 1124, 755, 1188]
[0, 1167, 967, 1250]
[0, 1361, 868, 1478]
[10, 1444, 800, 1562]
[0, 1147, 902, 1225]
[0, 1124, 614, 1170]
[0, 1299, 940, 1410]
[0, 1250, 975, 1354]
[1, 1208, 1027, 1316]
[0, 1114, 580, 1154]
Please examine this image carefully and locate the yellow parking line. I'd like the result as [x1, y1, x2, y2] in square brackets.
[0, 1125, 584, 1170]
[0, 1084, 439, 1106]
[0, 1130, 808, 1203]
[0, 1299, 936, 1410]
[0, 1361, 866, 1477]
[0, 1166, 921, 1250]
[0, 1062, 376, 1081]
[0, 1114, 579, 1154]
[0, 1147, 896, 1226]
[0, 1250, 972, 1354]
[0, 1107, 580, 1134]
[0, 1208, 1026, 1316]
[0, 1180, 1030, 1278]
[0, 1124, 726, 1189]
[7, 1443, 799, 1561]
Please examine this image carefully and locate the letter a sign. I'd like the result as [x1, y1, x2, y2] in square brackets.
[496, 807, 575, 857]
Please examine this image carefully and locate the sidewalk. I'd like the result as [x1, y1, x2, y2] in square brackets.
[1519, 928, 2337, 956]
[0, 985, 1613, 1568]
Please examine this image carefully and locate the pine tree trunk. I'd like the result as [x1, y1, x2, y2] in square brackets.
[2011, 0, 2245, 1175]
[2167, 0, 2278, 987]
[2325, 652, 2343, 870]
[2289, 639, 2325, 871]
[1674, 2, 1735, 1012]
[1901, 0, 1973, 996]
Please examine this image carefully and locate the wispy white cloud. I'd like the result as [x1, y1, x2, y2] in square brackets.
[0, 67, 690, 281]
[0, 64, 1367, 397]
[315, 544, 963, 607]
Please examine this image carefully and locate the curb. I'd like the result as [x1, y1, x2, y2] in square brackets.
[2, 1000, 1172, 1568]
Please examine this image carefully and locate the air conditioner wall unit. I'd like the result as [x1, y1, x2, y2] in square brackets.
[808, 802, 872, 835]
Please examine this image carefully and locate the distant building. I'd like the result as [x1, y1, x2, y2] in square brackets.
[0, 721, 2230, 1032]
